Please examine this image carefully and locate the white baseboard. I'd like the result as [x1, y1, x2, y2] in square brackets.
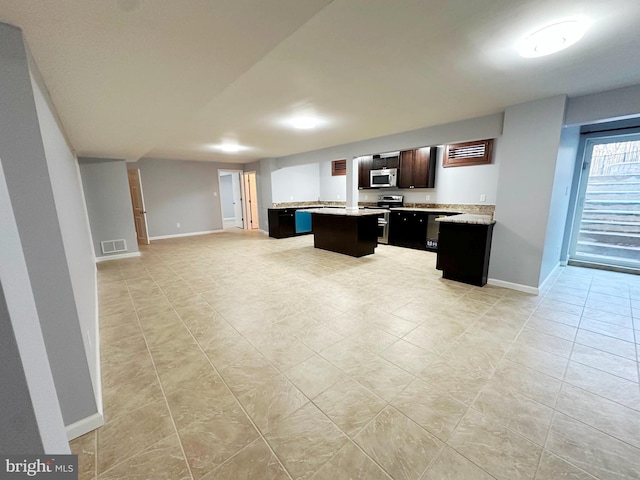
[95, 251, 141, 263]
[149, 230, 223, 240]
[66, 412, 104, 440]
[223, 217, 235, 221]
[487, 278, 539, 295]
[538, 263, 561, 293]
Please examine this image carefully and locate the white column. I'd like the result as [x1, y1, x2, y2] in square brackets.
[345, 156, 359, 212]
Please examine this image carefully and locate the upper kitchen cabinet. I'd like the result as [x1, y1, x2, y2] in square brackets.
[398, 146, 436, 189]
[358, 156, 373, 189]
[372, 153, 399, 170]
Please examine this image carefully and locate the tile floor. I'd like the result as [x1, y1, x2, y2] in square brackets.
[70, 229, 640, 480]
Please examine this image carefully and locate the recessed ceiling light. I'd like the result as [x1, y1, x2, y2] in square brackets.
[216, 143, 246, 153]
[289, 116, 321, 130]
[519, 19, 589, 58]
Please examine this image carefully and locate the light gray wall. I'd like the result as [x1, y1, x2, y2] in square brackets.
[130, 158, 239, 238]
[271, 163, 320, 203]
[220, 174, 235, 218]
[79, 158, 139, 258]
[0, 283, 43, 453]
[319, 159, 346, 202]
[0, 22, 97, 426]
[264, 112, 504, 207]
[490, 96, 568, 288]
[566, 84, 640, 126]
[539, 126, 581, 283]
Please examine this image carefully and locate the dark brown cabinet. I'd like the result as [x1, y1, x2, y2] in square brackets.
[436, 222, 495, 286]
[358, 156, 373, 189]
[398, 147, 436, 189]
[372, 155, 399, 170]
[267, 209, 296, 238]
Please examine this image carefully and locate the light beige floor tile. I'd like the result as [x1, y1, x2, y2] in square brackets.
[284, 354, 344, 399]
[421, 445, 496, 480]
[546, 412, 640, 480]
[570, 343, 638, 382]
[526, 316, 577, 341]
[314, 377, 387, 437]
[514, 328, 574, 359]
[311, 441, 391, 480]
[355, 406, 443, 480]
[380, 339, 438, 375]
[70, 430, 96, 480]
[238, 374, 309, 432]
[179, 402, 260, 480]
[391, 379, 467, 442]
[448, 408, 542, 480]
[531, 306, 581, 327]
[584, 300, 632, 317]
[418, 357, 490, 406]
[201, 438, 289, 480]
[579, 317, 635, 342]
[574, 328, 637, 360]
[265, 403, 349, 480]
[488, 360, 562, 408]
[97, 434, 190, 480]
[97, 400, 175, 474]
[348, 327, 399, 353]
[556, 383, 640, 449]
[472, 382, 554, 446]
[320, 339, 379, 375]
[564, 360, 640, 411]
[503, 343, 568, 379]
[350, 356, 416, 402]
[534, 451, 597, 480]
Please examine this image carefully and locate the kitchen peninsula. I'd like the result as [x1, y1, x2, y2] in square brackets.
[305, 208, 388, 257]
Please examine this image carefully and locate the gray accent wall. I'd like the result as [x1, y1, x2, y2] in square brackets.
[130, 158, 239, 238]
[0, 22, 98, 428]
[271, 163, 320, 203]
[79, 158, 139, 258]
[566, 84, 640, 126]
[490, 96, 568, 288]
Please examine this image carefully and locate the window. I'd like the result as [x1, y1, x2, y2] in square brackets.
[443, 139, 493, 167]
[331, 159, 347, 176]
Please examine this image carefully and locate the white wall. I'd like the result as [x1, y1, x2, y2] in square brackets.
[490, 96, 568, 290]
[566, 84, 640, 126]
[271, 162, 320, 203]
[219, 173, 235, 218]
[319, 159, 346, 202]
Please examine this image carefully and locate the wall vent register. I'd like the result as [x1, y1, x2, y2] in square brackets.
[101, 239, 127, 254]
[443, 139, 494, 167]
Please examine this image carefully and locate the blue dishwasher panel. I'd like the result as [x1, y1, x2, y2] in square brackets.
[295, 210, 312, 233]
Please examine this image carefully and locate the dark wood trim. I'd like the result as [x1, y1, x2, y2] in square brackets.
[331, 159, 347, 176]
[443, 139, 493, 168]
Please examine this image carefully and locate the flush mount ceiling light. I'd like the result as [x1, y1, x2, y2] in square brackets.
[215, 143, 246, 153]
[519, 19, 589, 58]
[289, 116, 321, 130]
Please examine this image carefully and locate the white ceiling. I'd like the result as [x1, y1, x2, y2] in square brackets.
[2, 0, 640, 164]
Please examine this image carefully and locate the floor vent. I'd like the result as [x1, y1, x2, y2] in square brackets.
[101, 239, 127, 254]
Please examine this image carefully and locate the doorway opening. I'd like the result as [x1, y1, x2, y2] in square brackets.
[218, 171, 244, 229]
[568, 130, 640, 272]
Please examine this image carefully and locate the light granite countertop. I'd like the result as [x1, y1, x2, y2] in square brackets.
[269, 204, 326, 210]
[390, 207, 464, 214]
[305, 208, 389, 216]
[436, 214, 495, 225]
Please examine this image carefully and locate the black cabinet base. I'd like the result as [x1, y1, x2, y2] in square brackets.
[312, 213, 378, 257]
[436, 222, 494, 287]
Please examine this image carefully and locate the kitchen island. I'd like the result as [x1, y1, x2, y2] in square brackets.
[305, 208, 388, 257]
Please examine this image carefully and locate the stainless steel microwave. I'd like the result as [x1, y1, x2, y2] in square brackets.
[370, 168, 397, 188]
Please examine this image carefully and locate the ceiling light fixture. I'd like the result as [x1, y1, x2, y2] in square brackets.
[289, 116, 320, 130]
[519, 19, 589, 58]
[216, 143, 245, 153]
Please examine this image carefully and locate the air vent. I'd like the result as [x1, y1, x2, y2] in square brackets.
[443, 139, 494, 167]
[101, 239, 127, 254]
[332, 159, 347, 176]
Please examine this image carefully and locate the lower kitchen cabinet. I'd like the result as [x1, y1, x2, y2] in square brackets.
[436, 222, 495, 286]
[388, 211, 454, 251]
[268, 209, 297, 238]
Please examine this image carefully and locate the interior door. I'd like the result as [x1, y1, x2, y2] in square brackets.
[231, 172, 244, 228]
[243, 172, 260, 230]
[127, 169, 150, 245]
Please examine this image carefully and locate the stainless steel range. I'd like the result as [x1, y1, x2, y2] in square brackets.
[375, 194, 403, 244]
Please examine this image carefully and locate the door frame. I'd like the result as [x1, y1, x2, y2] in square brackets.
[217, 169, 245, 229]
[243, 171, 260, 230]
[567, 128, 640, 268]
